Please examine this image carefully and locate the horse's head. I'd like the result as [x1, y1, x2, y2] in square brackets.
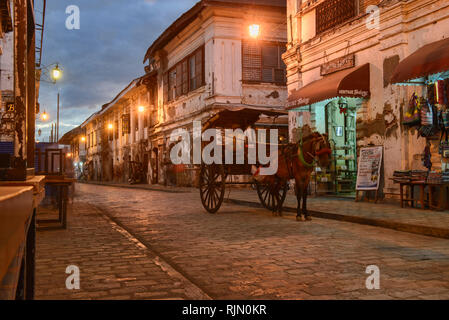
[312, 133, 332, 168]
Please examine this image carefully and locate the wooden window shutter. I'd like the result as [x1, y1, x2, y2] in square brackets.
[176, 63, 183, 98]
[195, 48, 203, 87]
[163, 73, 168, 103]
[242, 41, 261, 82]
[182, 60, 188, 94]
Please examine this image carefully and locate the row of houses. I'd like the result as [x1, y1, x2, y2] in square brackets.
[62, 0, 449, 199]
[60, 0, 289, 186]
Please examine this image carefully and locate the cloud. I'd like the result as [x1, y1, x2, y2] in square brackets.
[38, 0, 198, 140]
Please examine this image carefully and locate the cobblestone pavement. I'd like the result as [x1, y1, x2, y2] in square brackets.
[36, 202, 209, 300]
[87, 181, 449, 232]
[68, 183, 449, 300]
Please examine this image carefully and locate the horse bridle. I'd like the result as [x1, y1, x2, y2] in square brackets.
[299, 134, 332, 167]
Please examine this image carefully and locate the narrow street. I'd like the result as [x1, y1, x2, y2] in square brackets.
[36, 183, 449, 300]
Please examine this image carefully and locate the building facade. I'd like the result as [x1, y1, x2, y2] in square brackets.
[63, 0, 289, 186]
[284, 0, 449, 197]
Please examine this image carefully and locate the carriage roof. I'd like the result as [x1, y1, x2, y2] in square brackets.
[203, 106, 287, 130]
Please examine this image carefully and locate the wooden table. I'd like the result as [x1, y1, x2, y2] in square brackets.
[398, 181, 428, 209]
[427, 183, 449, 211]
[37, 177, 76, 230]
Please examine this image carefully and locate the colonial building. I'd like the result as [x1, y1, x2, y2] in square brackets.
[284, 0, 449, 197]
[63, 0, 289, 186]
[143, 0, 288, 186]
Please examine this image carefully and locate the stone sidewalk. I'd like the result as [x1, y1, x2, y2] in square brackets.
[35, 202, 209, 300]
[83, 182, 449, 239]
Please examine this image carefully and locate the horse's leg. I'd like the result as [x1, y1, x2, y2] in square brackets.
[276, 180, 284, 217]
[302, 177, 312, 221]
[273, 179, 281, 216]
[295, 182, 304, 221]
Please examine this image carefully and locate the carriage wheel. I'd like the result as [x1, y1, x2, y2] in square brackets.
[256, 181, 288, 212]
[199, 164, 226, 214]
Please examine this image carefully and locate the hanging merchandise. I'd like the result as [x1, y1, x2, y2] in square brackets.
[427, 83, 436, 106]
[436, 80, 445, 105]
[422, 142, 432, 170]
[420, 98, 433, 126]
[403, 93, 420, 126]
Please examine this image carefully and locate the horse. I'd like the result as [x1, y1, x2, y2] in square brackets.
[252, 132, 332, 221]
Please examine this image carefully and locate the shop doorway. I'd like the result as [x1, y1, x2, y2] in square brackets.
[313, 98, 358, 195]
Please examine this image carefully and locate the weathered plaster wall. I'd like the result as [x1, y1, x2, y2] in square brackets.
[285, 0, 449, 196]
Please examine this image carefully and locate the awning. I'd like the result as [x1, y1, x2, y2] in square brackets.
[286, 63, 370, 110]
[204, 105, 287, 130]
[390, 37, 449, 85]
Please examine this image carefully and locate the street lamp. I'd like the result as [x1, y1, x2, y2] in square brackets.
[108, 123, 113, 130]
[40, 111, 49, 121]
[249, 24, 260, 39]
[138, 105, 145, 113]
[81, 136, 86, 142]
[51, 64, 62, 81]
[39, 63, 63, 142]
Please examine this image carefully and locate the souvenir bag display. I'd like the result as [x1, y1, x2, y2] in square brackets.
[440, 109, 449, 158]
[418, 95, 439, 137]
[420, 98, 433, 126]
[403, 93, 420, 126]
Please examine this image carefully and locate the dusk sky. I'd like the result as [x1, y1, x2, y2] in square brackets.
[37, 0, 198, 142]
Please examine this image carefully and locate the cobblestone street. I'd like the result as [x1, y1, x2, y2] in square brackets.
[36, 183, 449, 300]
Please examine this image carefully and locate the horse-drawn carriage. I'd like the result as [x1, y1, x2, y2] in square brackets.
[198, 107, 333, 220]
[198, 107, 289, 214]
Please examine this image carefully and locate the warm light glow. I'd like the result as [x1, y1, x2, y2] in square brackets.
[41, 112, 49, 121]
[249, 24, 260, 38]
[51, 65, 62, 81]
[138, 105, 145, 113]
[108, 123, 113, 130]
[66, 153, 72, 158]
[81, 136, 86, 142]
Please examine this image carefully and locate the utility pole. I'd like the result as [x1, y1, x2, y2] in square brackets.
[57, 92, 60, 142]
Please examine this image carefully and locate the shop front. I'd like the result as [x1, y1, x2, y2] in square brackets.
[389, 37, 449, 208]
[287, 63, 371, 196]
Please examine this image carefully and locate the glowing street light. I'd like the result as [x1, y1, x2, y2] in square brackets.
[108, 123, 113, 130]
[51, 64, 62, 81]
[81, 136, 86, 142]
[249, 24, 260, 38]
[41, 111, 49, 121]
[66, 153, 72, 158]
[138, 105, 145, 113]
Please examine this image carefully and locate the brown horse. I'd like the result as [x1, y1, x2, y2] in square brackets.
[252, 132, 332, 221]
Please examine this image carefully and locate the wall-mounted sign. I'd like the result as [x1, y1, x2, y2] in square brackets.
[356, 146, 383, 191]
[321, 54, 355, 76]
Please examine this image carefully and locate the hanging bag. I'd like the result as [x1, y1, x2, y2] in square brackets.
[420, 99, 433, 126]
[403, 93, 420, 126]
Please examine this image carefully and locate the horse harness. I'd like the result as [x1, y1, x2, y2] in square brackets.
[280, 135, 332, 179]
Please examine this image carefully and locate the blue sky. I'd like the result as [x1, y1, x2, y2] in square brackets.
[37, 0, 198, 141]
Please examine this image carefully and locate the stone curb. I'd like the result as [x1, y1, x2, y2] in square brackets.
[79, 182, 192, 194]
[225, 198, 449, 240]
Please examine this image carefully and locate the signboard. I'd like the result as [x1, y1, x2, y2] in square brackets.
[356, 146, 383, 191]
[320, 54, 355, 76]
